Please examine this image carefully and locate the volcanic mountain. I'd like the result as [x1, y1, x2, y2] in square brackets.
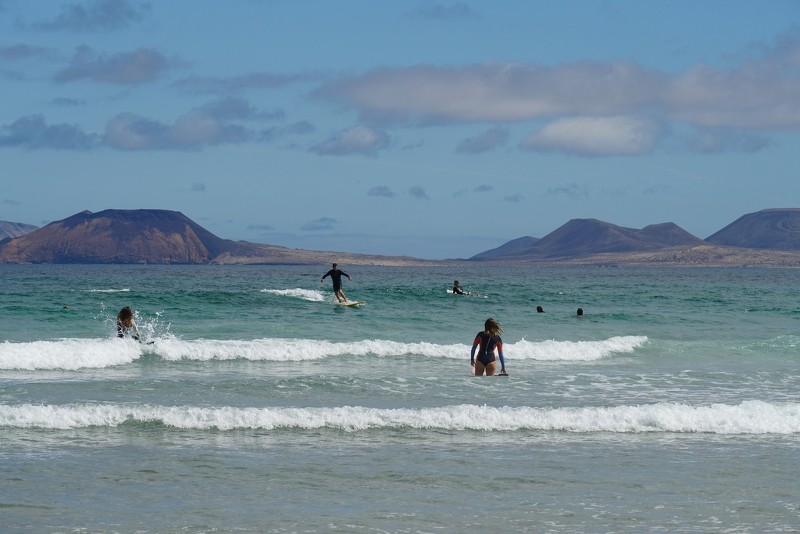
[470, 219, 705, 261]
[705, 208, 800, 251]
[469, 236, 540, 261]
[0, 209, 430, 265]
[0, 209, 241, 264]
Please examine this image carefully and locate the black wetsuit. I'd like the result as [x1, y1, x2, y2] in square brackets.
[322, 268, 349, 292]
[116, 320, 139, 340]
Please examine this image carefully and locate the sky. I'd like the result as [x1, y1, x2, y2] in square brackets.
[2, 0, 800, 259]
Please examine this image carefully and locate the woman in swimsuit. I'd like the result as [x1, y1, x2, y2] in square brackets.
[470, 317, 508, 376]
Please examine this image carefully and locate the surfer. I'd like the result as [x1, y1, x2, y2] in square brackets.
[116, 306, 141, 341]
[321, 263, 352, 303]
[470, 317, 508, 376]
[452, 280, 465, 295]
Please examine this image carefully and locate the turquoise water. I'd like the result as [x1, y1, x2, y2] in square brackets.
[1, 264, 799, 532]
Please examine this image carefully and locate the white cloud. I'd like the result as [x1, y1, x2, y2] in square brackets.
[317, 31, 800, 136]
[317, 61, 663, 124]
[104, 113, 165, 150]
[521, 116, 662, 157]
[311, 125, 389, 156]
[101, 98, 273, 150]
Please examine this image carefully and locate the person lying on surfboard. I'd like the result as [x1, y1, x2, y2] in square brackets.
[452, 280, 465, 295]
[470, 317, 508, 376]
[321, 263, 352, 303]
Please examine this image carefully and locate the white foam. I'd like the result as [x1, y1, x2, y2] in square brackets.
[0, 335, 648, 369]
[261, 288, 325, 302]
[512, 336, 648, 361]
[0, 338, 143, 370]
[86, 288, 131, 293]
[1, 400, 797, 434]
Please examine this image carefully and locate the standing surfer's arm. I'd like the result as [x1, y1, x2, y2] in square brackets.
[469, 339, 479, 366]
[496, 339, 506, 374]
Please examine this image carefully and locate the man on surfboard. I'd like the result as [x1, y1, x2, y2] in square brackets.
[321, 263, 352, 303]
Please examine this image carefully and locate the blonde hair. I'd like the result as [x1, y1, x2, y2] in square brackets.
[484, 317, 503, 336]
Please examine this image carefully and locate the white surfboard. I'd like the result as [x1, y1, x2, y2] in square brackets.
[336, 300, 364, 307]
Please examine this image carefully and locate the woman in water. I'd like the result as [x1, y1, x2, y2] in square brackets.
[116, 306, 141, 341]
[470, 317, 508, 376]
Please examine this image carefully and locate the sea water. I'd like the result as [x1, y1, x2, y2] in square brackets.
[1, 264, 799, 533]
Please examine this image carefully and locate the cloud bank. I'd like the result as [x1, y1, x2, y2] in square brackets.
[56, 46, 180, 84]
[315, 30, 800, 156]
[32, 0, 150, 32]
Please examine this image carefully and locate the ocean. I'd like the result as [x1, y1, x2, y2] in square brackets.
[1, 264, 799, 533]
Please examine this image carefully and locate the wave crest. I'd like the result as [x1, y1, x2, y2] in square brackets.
[1, 400, 796, 434]
[0, 336, 648, 370]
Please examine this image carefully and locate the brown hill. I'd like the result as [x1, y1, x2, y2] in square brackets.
[0, 209, 436, 266]
[468, 236, 539, 261]
[471, 219, 704, 260]
[0, 209, 236, 264]
[705, 208, 800, 250]
[0, 220, 38, 240]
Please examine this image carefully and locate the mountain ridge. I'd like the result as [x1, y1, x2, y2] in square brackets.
[471, 218, 705, 261]
[2, 208, 800, 267]
[0, 209, 437, 266]
[706, 208, 800, 250]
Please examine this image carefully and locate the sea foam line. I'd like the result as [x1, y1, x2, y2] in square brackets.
[0, 336, 647, 370]
[0, 336, 648, 370]
[1, 400, 797, 434]
[0, 339, 142, 370]
[261, 288, 325, 302]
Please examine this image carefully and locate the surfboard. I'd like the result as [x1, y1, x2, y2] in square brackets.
[336, 300, 364, 307]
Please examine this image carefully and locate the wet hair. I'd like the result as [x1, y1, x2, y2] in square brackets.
[117, 306, 133, 323]
[332, 263, 338, 268]
[454, 280, 460, 285]
[536, 306, 544, 313]
[577, 308, 584, 316]
[484, 317, 503, 336]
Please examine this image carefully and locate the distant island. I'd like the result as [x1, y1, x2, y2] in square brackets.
[2, 208, 800, 267]
[0, 220, 38, 240]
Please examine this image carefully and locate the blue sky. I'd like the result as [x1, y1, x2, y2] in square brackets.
[2, 0, 799, 259]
